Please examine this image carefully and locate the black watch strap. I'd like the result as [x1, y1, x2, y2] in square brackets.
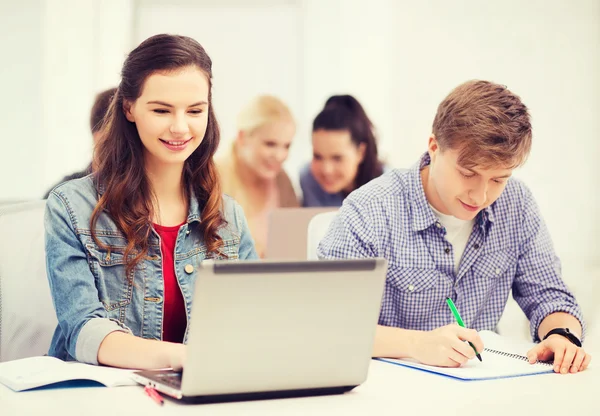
[543, 328, 582, 347]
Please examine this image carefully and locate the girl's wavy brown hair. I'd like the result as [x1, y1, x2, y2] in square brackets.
[91, 34, 225, 276]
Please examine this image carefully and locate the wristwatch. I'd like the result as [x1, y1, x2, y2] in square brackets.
[543, 328, 582, 347]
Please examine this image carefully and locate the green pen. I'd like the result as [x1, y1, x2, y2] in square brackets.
[445, 297, 482, 362]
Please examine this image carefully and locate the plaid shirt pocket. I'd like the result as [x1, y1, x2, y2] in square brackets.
[380, 266, 450, 330]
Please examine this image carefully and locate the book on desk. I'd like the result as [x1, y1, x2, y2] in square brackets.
[0, 356, 137, 391]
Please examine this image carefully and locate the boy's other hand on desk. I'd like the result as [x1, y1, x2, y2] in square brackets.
[527, 336, 592, 374]
[412, 324, 484, 368]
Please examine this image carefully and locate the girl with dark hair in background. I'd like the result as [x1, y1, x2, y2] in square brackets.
[300, 95, 385, 207]
[44, 34, 257, 370]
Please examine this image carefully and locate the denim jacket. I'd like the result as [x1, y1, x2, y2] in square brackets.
[45, 175, 258, 364]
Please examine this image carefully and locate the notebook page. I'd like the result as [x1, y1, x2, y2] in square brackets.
[379, 330, 553, 381]
[0, 356, 137, 391]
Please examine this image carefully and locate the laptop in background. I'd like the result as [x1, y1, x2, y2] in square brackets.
[266, 207, 336, 260]
[133, 258, 388, 403]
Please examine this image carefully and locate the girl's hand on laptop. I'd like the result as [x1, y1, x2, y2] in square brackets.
[526, 336, 591, 374]
[168, 343, 187, 371]
[412, 324, 484, 368]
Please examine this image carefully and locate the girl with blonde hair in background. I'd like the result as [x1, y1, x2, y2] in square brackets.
[217, 95, 299, 258]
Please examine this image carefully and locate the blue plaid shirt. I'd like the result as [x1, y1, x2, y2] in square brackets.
[318, 153, 584, 341]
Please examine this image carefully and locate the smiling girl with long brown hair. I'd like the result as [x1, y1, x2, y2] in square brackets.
[45, 34, 257, 370]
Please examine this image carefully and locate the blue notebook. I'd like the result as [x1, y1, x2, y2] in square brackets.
[378, 330, 554, 381]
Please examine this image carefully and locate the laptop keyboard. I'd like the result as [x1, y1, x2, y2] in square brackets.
[154, 371, 183, 389]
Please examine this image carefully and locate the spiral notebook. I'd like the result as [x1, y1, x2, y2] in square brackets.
[378, 330, 554, 381]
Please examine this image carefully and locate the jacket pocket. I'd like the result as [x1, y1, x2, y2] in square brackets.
[210, 238, 240, 260]
[177, 238, 240, 261]
[85, 242, 138, 311]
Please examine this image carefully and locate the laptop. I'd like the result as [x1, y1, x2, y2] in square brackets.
[265, 207, 336, 260]
[132, 258, 387, 403]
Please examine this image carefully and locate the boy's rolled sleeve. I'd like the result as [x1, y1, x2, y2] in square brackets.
[511, 187, 585, 342]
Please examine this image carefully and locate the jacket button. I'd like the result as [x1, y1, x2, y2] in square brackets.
[184, 264, 194, 274]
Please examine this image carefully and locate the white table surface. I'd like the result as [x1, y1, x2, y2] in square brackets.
[1, 359, 598, 415]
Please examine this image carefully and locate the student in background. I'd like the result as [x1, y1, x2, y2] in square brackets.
[300, 95, 384, 207]
[45, 34, 257, 370]
[318, 80, 591, 374]
[216, 95, 298, 258]
[43, 87, 117, 199]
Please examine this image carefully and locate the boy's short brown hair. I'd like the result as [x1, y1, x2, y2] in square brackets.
[432, 80, 532, 169]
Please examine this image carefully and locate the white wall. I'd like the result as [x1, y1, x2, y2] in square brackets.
[0, 1, 44, 201]
[41, 0, 134, 195]
[1, 0, 599, 283]
[0, 0, 134, 201]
